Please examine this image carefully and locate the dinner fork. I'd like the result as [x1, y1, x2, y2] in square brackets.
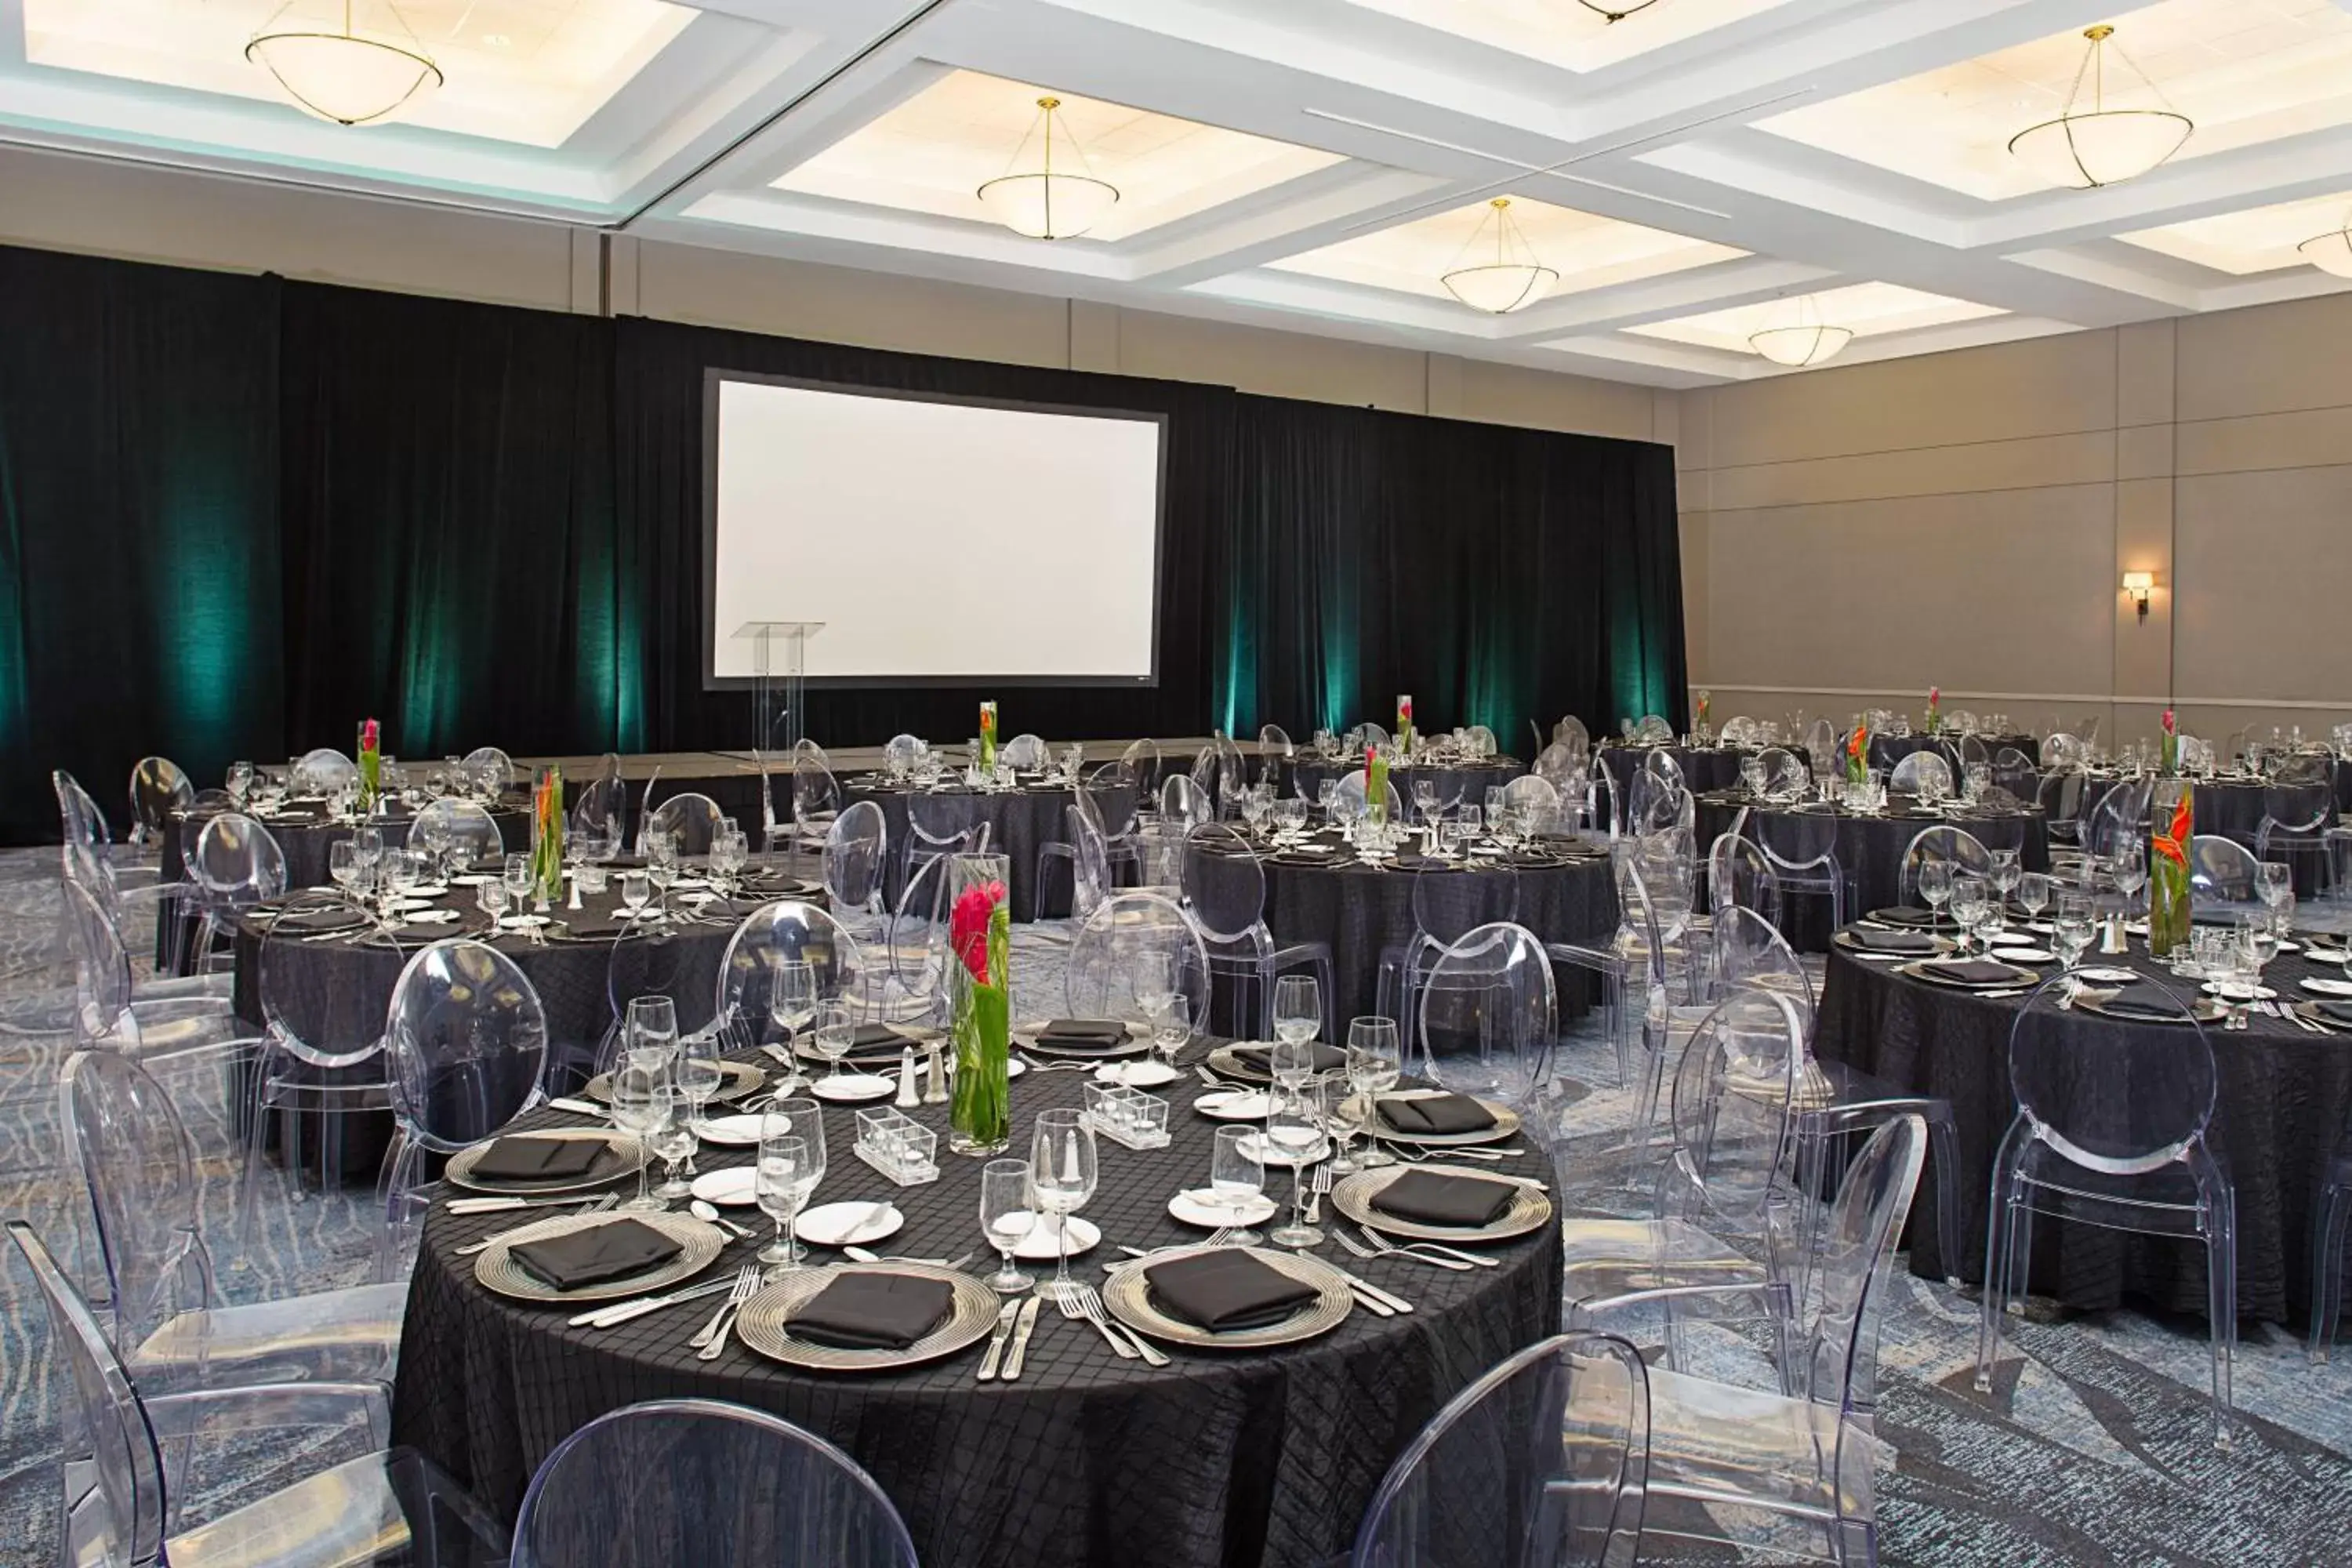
[690, 1265, 761, 1356]
[1335, 1224, 1472, 1271]
[1305, 1165, 1332, 1224]
[456, 1193, 615, 1254]
[1056, 1281, 1138, 1359]
[1362, 1222, 1499, 1269]
[1076, 1282, 1169, 1367]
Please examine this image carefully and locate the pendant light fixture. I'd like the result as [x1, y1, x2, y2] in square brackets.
[2008, 25, 2192, 189]
[1747, 294, 1854, 368]
[975, 96, 1120, 241]
[1578, 0, 1661, 20]
[247, 0, 442, 127]
[1439, 198, 1560, 314]
[2299, 211, 2352, 279]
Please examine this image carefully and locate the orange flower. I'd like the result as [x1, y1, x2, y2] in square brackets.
[2152, 792, 2192, 868]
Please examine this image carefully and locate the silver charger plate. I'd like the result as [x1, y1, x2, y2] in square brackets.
[1831, 931, 1950, 959]
[1206, 1044, 1335, 1083]
[474, 1210, 725, 1304]
[1015, 1019, 1150, 1060]
[445, 1128, 648, 1195]
[791, 1026, 939, 1068]
[2295, 1000, 2352, 1033]
[584, 1060, 766, 1104]
[2072, 994, 2222, 1026]
[1365, 1091, 1522, 1147]
[734, 1263, 1000, 1371]
[1102, 1243, 1354, 1350]
[1330, 1163, 1553, 1245]
[1895, 959, 2041, 993]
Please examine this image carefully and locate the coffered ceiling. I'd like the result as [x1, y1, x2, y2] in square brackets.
[9, 0, 2352, 386]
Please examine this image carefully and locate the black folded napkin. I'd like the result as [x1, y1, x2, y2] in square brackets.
[1143, 1249, 1318, 1333]
[1869, 907, 1941, 928]
[507, 1218, 681, 1291]
[469, 1135, 611, 1183]
[1920, 959, 2020, 985]
[1368, 1170, 1516, 1229]
[848, 1022, 907, 1051]
[785, 1272, 956, 1350]
[2096, 989, 2192, 1022]
[2193, 909, 2251, 927]
[1847, 927, 1938, 954]
[1236, 1042, 1347, 1074]
[276, 906, 367, 934]
[2317, 1001, 2352, 1026]
[1034, 1019, 1130, 1053]
[1377, 1093, 1498, 1136]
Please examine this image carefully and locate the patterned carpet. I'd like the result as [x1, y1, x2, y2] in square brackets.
[5, 847, 2352, 1563]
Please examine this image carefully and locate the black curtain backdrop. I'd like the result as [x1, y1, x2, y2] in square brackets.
[0, 244, 1684, 846]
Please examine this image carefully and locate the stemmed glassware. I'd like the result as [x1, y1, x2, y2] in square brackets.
[608, 1062, 670, 1213]
[1272, 973, 1322, 1058]
[2052, 891, 2096, 989]
[1948, 873, 1990, 956]
[2111, 843, 2148, 923]
[648, 1094, 695, 1201]
[756, 1098, 826, 1274]
[1209, 1125, 1266, 1245]
[1264, 1078, 1327, 1250]
[1028, 1108, 1098, 1304]
[1152, 994, 1192, 1070]
[1412, 778, 1440, 826]
[1917, 860, 1953, 927]
[619, 872, 651, 924]
[811, 1000, 855, 1081]
[477, 877, 508, 928]
[675, 1029, 724, 1138]
[645, 831, 679, 912]
[328, 840, 361, 903]
[1323, 1068, 1372, 1174]
[1345, 1016, 1403, 1169]
[626, 995, 679, 1069]
[227, 760, 255, 809]
[978, 1158, 1035, 1294]
[502, 852, 533, 917]
[2257, 862, 2294, 923]
[1987, 848, 2021, 923]
[769, 956, 817, 1075]
[2016, 871, 2051, 928]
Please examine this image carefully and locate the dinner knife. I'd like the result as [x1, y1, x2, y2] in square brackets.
[1000, 1295, 1042, 1381]
[975, 1299, 1022, 1381]
[1326, 1265, 1413, 1315]
[572, 1276, 740, 1329]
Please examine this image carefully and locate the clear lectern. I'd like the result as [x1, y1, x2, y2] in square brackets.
[732, 621, 824, 757]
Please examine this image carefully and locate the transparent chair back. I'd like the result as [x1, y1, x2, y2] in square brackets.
[1641, 747, 1684, 793]
[1499, 774, 1561, 832]
[717, 901, 868, 1046]
[513, 1397, 918, 1568]
[1181, 823, 1269, 946]
[60, 877, 140, 1044]
[794, 737, 831, 769]
[1801, 720, 1839, 780]
[128, 757, 193, 845]
[1356, 721, 1392, 753]
[1257, 724, 1293, 755]
[2187, 833, 2260, 909]
[56, 769, 112, 857]
[291, 747, 357, 794]
[1065, 891, 1212, 1026]
[1633, 715, 1675, 745]
[1897, 825, 1989, 906]
[604, 923, 725, 1069]
[994, 733, 1044, 771]
[1664, 991, 1804, 1252]
[647, 792, 729, 856]
[410, 797, 503, 870]
[1332, 771, 1405, 822]
[385, 940, 549, 1153]
[260, 889, 394, 1073]
[1554, 714, 1592, 760]
[1755, 747, 1806, 801]
[1350, 1331, 1648, 1568]
[793, 759, 842, 824]
[824, 800, 889, 917]
[1160, 773, 1212, 829]
[572, 760, 627, 852]
[2039, 731, 2085, 768]
[2082, 777, 2152, 863]
[456, 746, 510, 793]
[1707, 833, 1781, 930]
[1120, 737, 1161, 783]
[907, 791, 982, 866]
[60, 1049, 218, 1363]
[1712, 906, 1816, 1015]
[1531, 742, 1580, 792]
[1086, 761, 1142, 840]
[2037, 767, 2085, 841]
[883, 734, 925, 774]
[191, 813, 289, 906]
[1416, 921, 1555, 1109]
[883, 852, 955, 1023]
[1889, 752, 1951, 798]
[1626, 771, 1689, 837]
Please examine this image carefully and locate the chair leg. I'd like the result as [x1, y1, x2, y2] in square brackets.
[1926, 1108, 1965, 1288]
[234, 1072, 277, 1269]
[1974, 1129, 2031, 1394]
[2206, 1184, 2236, 1449]
[2310, 1184, 2350, 1363]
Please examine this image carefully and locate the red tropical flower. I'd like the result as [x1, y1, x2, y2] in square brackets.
[2153, 792, 2192, 868]
[951, 881, 1006, 982]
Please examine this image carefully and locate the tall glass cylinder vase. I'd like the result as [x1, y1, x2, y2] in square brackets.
[2148, 778, 2194, 959]
[948, 852, 1012, 1156]
[530, 764, 564, 910]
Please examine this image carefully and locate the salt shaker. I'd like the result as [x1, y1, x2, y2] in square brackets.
[895, 1046, 920, 1109]
[924, 1041, 949, 1104]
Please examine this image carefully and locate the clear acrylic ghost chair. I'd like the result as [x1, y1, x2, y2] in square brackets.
[785, 756, 842, 872]
[2187, 833, 2262, 913]
[127, 756, 194, 860]
[1499, 773, 1563, 833]
[1065, 891, 1213, 1028]
[1000, 732, 1049, 771]
[240, 889, 401, 1257]
[1602, 1113, 1925, 1566]
[1757, 808, 1855, 933]
[883, 733, 925, 775]
[1579, 762, 1623, 843]
[1349, 1331, 1649, 1568]
[2038, 731, 2085, 768]
[1550, 848, 1690, 1120]
[1187, 741, 1222, 802]
[2310, 1105, 2352, 1360]
[1035, 797, 1112, 930]
[1757, 747, 1809, 802]
[1375, 859, 1521, 1031]
[1887, 752, 1951, 800]
[514, 1398, 916, 1568]
[717, 901, 868, 1048]
[1626, 770, 1690, 839]
[8, 1220, 506, 1568]
[409, 797, 503, 876]
[57, 767, 114, 863]
[1356, 721, 1392, 753]
[1532, 741, 1581, 792]
[2074, 777, 2152, 895]
[1975, 974, 2234, 1448]
[379, 939, 550, 1279]
[641, 791, 727, 858]
[904, 789, 984, 890]
[1257, 723, 1294, 761]
[59, 875, 233, 1052]
[2257, 781, 2335, 898]
[1083, 760, 1145, 880]
[1330, 770, 1406, 822]
[63, 1048, 405, 1395]
[1179, 823, 1334, 1039]
[1120, 736, 1162, 792]
[460, 746, 513, 793]
[794, 736, 831, 769]
[877, 851, 956, 1028]
[823, 800, 889, 949]
[1417, 921, 1557, 1112]
[1896, 825, 1989, 907]
[1210, 734, 1251, 818]
[1160, 772, 1213, 832]
[289, 747, 357, 795]
[1708, 833, 1783, 934]
[572, 920, 728, 1091]
[2037, 767, 2087, 855]
[1633, 715, 1674, 745]
[1801, 720, 1840, 782]
[572, 756, 628, 854]
[187, 812, 289, 972]
[1555, 714, 1592, 760]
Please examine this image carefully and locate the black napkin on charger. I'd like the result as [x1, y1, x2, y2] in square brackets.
[1868, 907, 1942, 929]
[848, 1022, 908, 1051]
[1368, 1169, 1515, 1229]
[468, 1135, 611, 1183]
[1846, 927, 1938, 954]
[1377, 1093, 1499, 1136]
[785, 1272, 956, 1350]
[1143, 1249, 1319, 1332]
[1033, 1018, 1131, 1053]
[2315, 1000, 2352, 1026]
[275, 906, 368, 934]
[2095, 986, 2194, 1022]
[507, 1218, 681, 1291]
[1236, 1042, 1347, 1074]
[1920, 958, 2021, 985]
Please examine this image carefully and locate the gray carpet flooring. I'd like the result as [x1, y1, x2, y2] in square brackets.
[5, 847, 2351, 1564]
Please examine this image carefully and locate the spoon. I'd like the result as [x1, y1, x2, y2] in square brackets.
[688, 1200, 753, 1240]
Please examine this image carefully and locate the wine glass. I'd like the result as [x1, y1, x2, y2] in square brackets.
[328, 840, 361, 902]
[1272, 973, 1322, 1055]
[811, 1000, 855, 1081]
[502, 851, 533, 915]
[648, 1105, 695, 1202]
[626, 995, 679, 1069]
[1346, 1015, 1403, 1170]
[1458, 805, 1483, 841]
[619, 872, 651, 924]
[1947, 873, 1989, 956]
[2257, 862, 2294, 920]
[1029, 1107, 1098, 1304]
[226, 760, 255, 809]
[477, 877, 508, 928]
[1988, 848, 2021, 922]
[1209, 1125, 1265, 1246]
[646, 830, 679, 907]
[2052, 891, 2096, 985]
[1412, 778, 1439, 826]
[769, 957, 817, 1089]
[1323, 1067, 1370, 1174]
[608, 1062, 670, 1212]
[675, 1029, 723, 1138]
[978, 1157, 1035, 1295]
[1264, 1079, 1327, 1250]
[757, 1098, 826, 1272]
[2016, 870, 2052, 927]
[1917, 859, 1953, 927]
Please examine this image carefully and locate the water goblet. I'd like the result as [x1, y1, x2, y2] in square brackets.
[227, 760, 255, 809]
[1947, 873, 1989, 956]
[1152, 993, 1192, 1069]
[1413, 778, 1439, 826]
[502, 851, 533, 914]
[626, 995, 679, 1069]
[608, 1062, 670, 1213]
[2257, 862, 2293, 918]
[1207, 1126, 1267, 1245]
[757, 1098, 826, 1272]
[2016, 870, 2051, 927]
[328, 840, 361, 902]
[1988, 848, 2021, 920]
[769, 958, 817, 1083]
[675, 1032, 723, 1138]
[1917, 859, 1953, 927]
[477, 877, 508, 927]
[1029, 1108, 1098, 1303]
[811, 1000, 855, 1080]
[1346, 1016, 1403, 1169]
[1264, 1080, 1327, 1250]
[1458, 805, 1483, 841]
[978, 1158, 1035, 1294]
[1272, 972, 1321, 1054]
[2052, 891, 2095, 983]
[648, 1110, 695, 1202]
[2112, 843, 2148, 920]
[1322, 1067, 1370, 1174]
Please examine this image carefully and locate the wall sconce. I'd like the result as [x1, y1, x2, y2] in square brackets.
[2122, 571, 2155, 623]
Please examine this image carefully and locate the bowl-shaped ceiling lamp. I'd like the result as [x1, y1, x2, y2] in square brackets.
[976, 96, 1120, 240]
[2008, 25, 2192, 189]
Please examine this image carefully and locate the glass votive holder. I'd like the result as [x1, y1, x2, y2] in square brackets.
[575, 862, 610, 895]
[853, 1107, 938, 1185]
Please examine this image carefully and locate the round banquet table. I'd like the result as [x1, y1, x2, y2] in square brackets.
[844, 776, 1138, 924]
[2063, 771, 2337, 895]
[1693, 793, 2049, 951]
[162, 797, 531, 891]
[1596, 743, 1751, 798]
[1814, 936, 2352, 1326]
[1283, 757, 1525, 812]
[1189, 827, 1617, 1024]
[389, 1046, 1564, 1568]
[1867, 732, 2038, 772]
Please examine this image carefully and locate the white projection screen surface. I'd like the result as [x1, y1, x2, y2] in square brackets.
[705, 374, 1166, 686]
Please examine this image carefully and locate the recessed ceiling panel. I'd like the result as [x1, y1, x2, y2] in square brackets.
[2118, 188, 2352, 275]
[1761, 0, 2352, 202]
[1268, 193, 1744, 300]
[21, 0, 694, 147]
[1624, 281, 2005, 354]
[1338, 0, 1802, 74]
[773, 69, 1345, 243]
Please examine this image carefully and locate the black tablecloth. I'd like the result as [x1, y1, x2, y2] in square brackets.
[1283, 758, 1525, 815]
[1866, 732, 2038, 772]
[390, 1048, 1563, 1567]
[1816, 941, 2352, 1326]
[1596, 744, 1751, 799]
[2063, 773, 2336, 894]
[844, 779, 1138, 923]
[1696, 794, 2049, 951]
[163, 799, 532, 890]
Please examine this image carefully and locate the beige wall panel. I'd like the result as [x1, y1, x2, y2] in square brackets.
[0, 147, 578, 309]
[1705, 330, 2117, 468]
[2112, 476, 2172, 706]
[2175, 292, 2352, 423]
[2174, 466, 2352, 705]
[1068, 299, 1120, 374]
[2116, 423, 2173, 481]
[637, 242, 1072, 368]
[1706, 430, 2114, 512]
[1705, 485, 2115, 697]
[1680, 511, 1711, 685]
[2175, 405, 2352, 477]
[1112, 310, 1427, 411]
[1676, 388, 1713, 473]
[1699, 687, 2108, 734]
[2115, 319, 2176, 428]
[1651, 388, 1679, 449]
[1446, 358, 1654, 438]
